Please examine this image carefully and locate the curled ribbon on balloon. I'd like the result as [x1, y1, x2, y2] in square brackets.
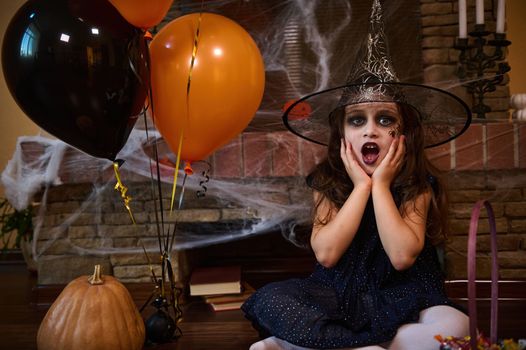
[113, 162, 136, 224]
[196, 162, 211, 198]
[169, 12, 204, 213]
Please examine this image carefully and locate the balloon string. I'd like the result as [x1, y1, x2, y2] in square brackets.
[142, 30, 166, 254]
[142, 114, 164, 256]
[141, 243, 158, 285]
[168, 173, 188, 254]
[165, 256, 183, 339]
[169, 11, 201, 215]
[142, 31, 166, 253]
[113, 162, 136, 224]
[169, 129, 184, 214]
[160, 251, 166, 298]
[178, 173, 188, 212]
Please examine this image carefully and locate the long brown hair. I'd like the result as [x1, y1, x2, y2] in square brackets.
[307, 102, 448, 246]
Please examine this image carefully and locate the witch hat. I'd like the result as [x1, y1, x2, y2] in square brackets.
[283, 0, 471, 148]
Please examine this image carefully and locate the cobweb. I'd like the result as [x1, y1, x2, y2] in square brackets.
[2, 0, 511, 262]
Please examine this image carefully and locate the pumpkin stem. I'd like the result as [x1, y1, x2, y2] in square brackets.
[88, 264, 104, 285]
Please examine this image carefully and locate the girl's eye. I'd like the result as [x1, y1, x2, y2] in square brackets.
[346, 116, 365, 127]
[378, 116, 395, 127]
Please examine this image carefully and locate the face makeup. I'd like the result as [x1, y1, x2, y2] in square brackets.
[388, 124, 401, 138]
[343, 102, 402, 175]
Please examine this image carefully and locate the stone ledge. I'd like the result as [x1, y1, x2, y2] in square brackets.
[37, 255, 112, 285]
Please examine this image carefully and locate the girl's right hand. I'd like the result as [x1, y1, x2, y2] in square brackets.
[340, 138, 371, 189]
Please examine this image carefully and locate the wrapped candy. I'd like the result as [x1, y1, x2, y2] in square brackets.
[435, 334, 521, 350]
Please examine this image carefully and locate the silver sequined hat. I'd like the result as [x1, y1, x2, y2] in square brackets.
[283, 0, 471, 149]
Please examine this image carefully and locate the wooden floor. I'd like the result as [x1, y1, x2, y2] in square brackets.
[1, 261, 525, 350]
[0, 263, 260, 350]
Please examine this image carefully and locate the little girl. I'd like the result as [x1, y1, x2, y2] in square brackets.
[242, 2, 472, 348]
[242, 99, 469, 350]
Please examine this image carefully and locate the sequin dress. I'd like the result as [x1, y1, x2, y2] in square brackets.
[241, 195, 458, 349]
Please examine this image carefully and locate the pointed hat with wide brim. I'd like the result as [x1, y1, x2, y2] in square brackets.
[283, 0, 471, 149]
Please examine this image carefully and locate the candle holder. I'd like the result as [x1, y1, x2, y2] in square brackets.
[455, 24, 511, 119]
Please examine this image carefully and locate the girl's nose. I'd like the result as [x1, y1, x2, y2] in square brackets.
[363, 120, 378, 138]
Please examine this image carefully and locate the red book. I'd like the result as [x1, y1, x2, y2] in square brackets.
[189, 265, 241, 296]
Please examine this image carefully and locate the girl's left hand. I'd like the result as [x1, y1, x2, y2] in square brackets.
[371, 135, 405, 187]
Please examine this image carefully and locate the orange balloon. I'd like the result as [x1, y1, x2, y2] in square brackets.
[109, 0, 173, 29]
[149, 13, 265, 162]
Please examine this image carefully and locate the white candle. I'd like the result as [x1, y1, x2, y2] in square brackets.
[496, 0, 505, 33]
[476, 0, 484, 25]
[458, 0, 467, 38]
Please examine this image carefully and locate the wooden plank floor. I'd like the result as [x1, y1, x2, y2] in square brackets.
[2, 262, 525, 350]
[0, 263, 260, 350]
[0, 232, 314, 350]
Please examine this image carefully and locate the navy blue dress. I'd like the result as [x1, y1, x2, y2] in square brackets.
[241, 196, 457, 349]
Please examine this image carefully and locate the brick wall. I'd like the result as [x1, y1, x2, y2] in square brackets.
[446, 171, 526, 279]
[419, 0, 524, 279]
[32, 127, 526, 284]
[425, 122, 526, 171]
[211, 132, 326, 178]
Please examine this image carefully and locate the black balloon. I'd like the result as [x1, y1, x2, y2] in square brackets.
[2, 0, 149, 161]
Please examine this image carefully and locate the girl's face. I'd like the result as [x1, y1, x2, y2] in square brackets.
[343, 102, 403, 175]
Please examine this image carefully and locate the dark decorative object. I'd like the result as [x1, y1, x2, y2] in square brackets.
[140, 257, 183, 345]
[145, 307, 176, 344]
[0, 198, 33, 252]
[455, 24, 511, 119]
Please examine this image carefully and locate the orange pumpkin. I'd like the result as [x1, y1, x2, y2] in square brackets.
[282, 99, 312, 120]
[37, 265, 145, 350]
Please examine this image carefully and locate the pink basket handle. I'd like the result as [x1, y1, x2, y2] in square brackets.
[467, 200, 499, 348]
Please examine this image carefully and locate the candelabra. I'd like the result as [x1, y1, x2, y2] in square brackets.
[455, 24, 511, 119]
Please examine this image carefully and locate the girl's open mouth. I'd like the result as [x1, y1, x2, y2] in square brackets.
[361, 142, 379, 165]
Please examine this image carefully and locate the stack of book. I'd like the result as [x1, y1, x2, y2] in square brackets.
[189, 265, 255, 312]
[204, 282, 255, 311]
